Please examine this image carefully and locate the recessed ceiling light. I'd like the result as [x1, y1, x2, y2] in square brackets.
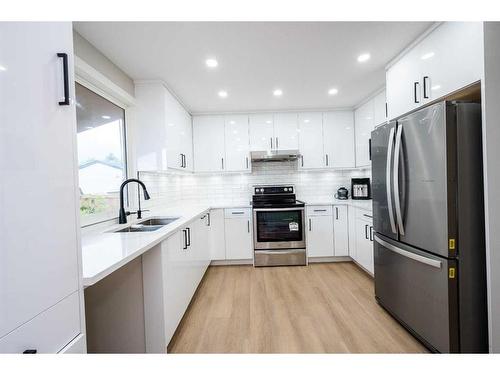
[328, 88, 339, 96]
[101, 115, 111, 120]
[273, 89, 283, 97]
[218, 90, 228, 98]
[421, 52, 435, 60]
[357, 53, 371, 63]
[0, 65, 6, 71]
[205, 58, 218, 68]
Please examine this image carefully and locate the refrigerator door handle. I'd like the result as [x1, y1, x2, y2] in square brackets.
[386, 126, 397, 234]
[374, 235, 442, 269]
[393, 124, 405, 235]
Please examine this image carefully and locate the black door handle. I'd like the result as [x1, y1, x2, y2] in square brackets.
[369, 226, 373, 241]
[365, 224, 368, 239]
[368, 139, 372, 161]
[423, 76, 429, 99]
[57, 53, 70, 106]
[182, 229, 188, 250]
[414, 81, 420, 104]
[186, 227, 191, 247]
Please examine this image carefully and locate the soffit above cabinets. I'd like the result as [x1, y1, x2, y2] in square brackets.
[74, 22, 432, 113]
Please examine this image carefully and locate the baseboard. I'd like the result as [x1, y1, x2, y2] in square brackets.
[307, 256, 352, 263]
[210, 259, 253, 266]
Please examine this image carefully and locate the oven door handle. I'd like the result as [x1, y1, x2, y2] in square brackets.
[252, 207, 305, 212]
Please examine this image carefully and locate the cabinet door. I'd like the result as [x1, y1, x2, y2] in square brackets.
[322, 111, 355, 168]
[373, 90, 387, 127]
[274, 113, 299, 150]
[193, 115, 225, 172]
[249, 114, 274, 151]
[209, 209, 226, 260]
[0, 22, 81, 339]
[306, 215, 334, 257]
[354, 100, 375, 167]
[164, 92, 184, 170]
[225, 218, 253, 260]
[298, 112, 324, 169]
[225, 115, 250, 171]
[355, 218, 374, 274]
[181, 111, 193, 171]
[333, 206, 349, 256]
[419, 22, 482, 104]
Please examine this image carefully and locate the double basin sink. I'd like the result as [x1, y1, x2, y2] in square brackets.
[114, 217, 180, 233]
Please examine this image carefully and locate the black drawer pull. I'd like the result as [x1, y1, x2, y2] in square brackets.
[23, 349, 37, 354]
[57, 53, 70, 106]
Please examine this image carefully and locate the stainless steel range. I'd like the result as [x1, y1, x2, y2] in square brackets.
[252, 185, 307, 267]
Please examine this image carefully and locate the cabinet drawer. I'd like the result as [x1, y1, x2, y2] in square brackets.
[306, 205, 333, 216]
[355, 209, 373, 222]
[224, 208, 251, 219]
[0, 291, 81, 353]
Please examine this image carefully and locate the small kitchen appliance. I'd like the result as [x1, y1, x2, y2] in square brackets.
[335, 187, 349, 200]
[351, 178, 371, 200]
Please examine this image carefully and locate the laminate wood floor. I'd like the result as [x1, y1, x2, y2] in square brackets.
[168, 262, 428, 353]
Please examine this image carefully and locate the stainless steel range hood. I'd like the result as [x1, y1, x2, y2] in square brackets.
[250, 150, 301, 162]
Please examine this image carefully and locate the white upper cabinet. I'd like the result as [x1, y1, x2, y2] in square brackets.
[298, 112, 324, 169]
[134, 82, 193, 172]
[224, 115, 250, 171]
[274, 113, 299, 150]
[386, 22, 483, 120]
[249, 114, 274, 151]
[373, 90, 387, 127]
[193, 115, 225, 172]
[0, 22, 82, 351]
[354, 100, 375, 168]
[323, 111, 355, 168]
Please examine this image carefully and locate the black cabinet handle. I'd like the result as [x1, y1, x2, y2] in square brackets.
[270, 137, 273, 149]
[370, 226, 374, 241]
[221, 158, 224, 170]
[301, 155, 304, 167]
[335, 207, 339, 220]
[368, 139, 372, 161]
[246, 157, 249, 169]
[207, 213, 211, 226]
[276, 137, 279, 149]
[423, 76, 429, 99]
[182, 230, 188, 249]
[414, 81, 420, 104]
[313, 209, 327, 212]
[23, 349, 37, 354]
[309, 218, 312, 231]
[365, 224, 368, 239]
[325, 154, 329, 166]
[186, 227, 191, 247]
[57, 53, 70, 106]
[247, 220, 250, 233]
[385, 102, 388, 118]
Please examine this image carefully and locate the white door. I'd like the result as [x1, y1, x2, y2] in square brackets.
[354, 100, 375, 167]
[193, 115, 225, 172]
[306, 215, 334, 257]
[322, 111, 355, 168]
[209, 209, 226, 260]
[224, 115, 250, 171]
[0, 23, 81, 339]
[274, 112, 299, 150]
[249, 114, 274, 151]
[298, 112, 324, 169]
[333, 206, 349, 256]
[225, 218, 253, 260]
[373, 90, 387, 127]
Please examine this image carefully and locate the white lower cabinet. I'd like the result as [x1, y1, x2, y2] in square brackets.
[353, 210, 374, 274]
[224, 208, 253, 260]
[142, 213, 211, 353]
[209, 209, 226, 260]
[333, 205, 349, 256]
[306, 206, 334, 257]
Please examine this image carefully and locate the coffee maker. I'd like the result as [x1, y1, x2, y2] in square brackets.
[351, 178, 371, 200]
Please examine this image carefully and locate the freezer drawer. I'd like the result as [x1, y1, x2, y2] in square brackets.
[374, 235, 458, 353]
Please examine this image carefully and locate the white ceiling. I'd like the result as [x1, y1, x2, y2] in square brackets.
[74, 22, 432, 114]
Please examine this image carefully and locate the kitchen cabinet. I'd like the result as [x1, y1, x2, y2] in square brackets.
[134, 82, 193, 172]
[333, 205, 349, 256]
[386, 22, 483, 120]
[306, 206, 334, 257]
[274, 112, 299, 150]
[193, 115, 225, 172]
[224, 114, 251, 171]
[0, 22, 84, 353]
[142, 213, 211, 353]
[373, 90, 387, 127]
[322, 111, 355, 168]
[298, 112, 324, 169]
[249, 113, 274, 151]
[209, 209, 226, 260]
[224, 208, 253, 260]
[354, 100, 375, 168]
[353, 210, 374, 275]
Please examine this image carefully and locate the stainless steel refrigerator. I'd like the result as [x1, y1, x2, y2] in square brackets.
[371, 101, 488, 353]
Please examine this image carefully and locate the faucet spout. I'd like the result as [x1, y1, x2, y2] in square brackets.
[118, 178, 151, 224]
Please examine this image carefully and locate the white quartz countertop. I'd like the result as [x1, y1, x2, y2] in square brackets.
[81, 205, 210, 287]
[304, 198, 373, 211]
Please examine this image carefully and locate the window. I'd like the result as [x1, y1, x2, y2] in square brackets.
[75, 83, 127, 225]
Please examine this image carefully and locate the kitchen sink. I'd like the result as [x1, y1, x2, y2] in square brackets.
[113, 217, 180, 233]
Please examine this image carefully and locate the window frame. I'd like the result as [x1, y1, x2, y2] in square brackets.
[75, 78, 130, 227]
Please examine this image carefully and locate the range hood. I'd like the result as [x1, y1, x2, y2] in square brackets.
[250, 150, 301, 162]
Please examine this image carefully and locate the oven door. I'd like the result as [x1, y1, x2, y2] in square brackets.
[253, 207, 306, 250]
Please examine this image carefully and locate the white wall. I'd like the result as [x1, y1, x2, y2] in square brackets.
[482, 21, 500, 353]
